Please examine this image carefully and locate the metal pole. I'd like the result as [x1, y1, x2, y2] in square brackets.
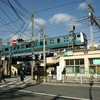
[43, 25, 46, 82]
[31, 8, 35, 79]
[7, 42, 11, 76]
[87, 4, 94, 50]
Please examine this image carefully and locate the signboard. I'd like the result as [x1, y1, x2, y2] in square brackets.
[93, 59, 100, 64]
[1, 56, 5, 60]
[12, 40, 17, 46]
[63, 51, 73, 56]
[56, 66, 62, 80]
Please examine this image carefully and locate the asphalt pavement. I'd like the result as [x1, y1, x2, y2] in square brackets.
[0, 76, 100, 100]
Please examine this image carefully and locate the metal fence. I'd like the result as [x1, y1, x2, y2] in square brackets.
[46, 75, 100, 84]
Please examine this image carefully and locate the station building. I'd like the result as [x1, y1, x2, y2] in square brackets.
[46, 49, 100, 78]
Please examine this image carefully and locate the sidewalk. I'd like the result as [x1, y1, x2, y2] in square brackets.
[29, 78, 100, 87]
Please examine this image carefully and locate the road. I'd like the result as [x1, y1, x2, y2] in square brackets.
[0, 76, 100, 100]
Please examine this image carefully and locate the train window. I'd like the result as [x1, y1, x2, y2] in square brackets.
[40, 41, 43, 45]
[77, 35, 80, 37]
[50, 40, 54, 44]
[5, 48, 9, 51]
[50, 40, 52, 44]
[63, 38, 66, 42]
[45, 41, 47, 45]
[26, 44, 31, 48]
[17, 46, 19, 49]
[57, 38, 60, 43]
[21, 44, 24, 48]
[13, 46, 16, 50]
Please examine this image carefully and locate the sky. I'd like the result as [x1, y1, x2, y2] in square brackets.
[0, 0, 100, 46]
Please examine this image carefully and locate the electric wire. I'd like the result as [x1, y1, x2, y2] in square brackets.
[15, 0, 31, 14]
[35, 0, 86, 13]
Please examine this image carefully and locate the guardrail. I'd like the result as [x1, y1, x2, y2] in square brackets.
[46, 75, 100, 84]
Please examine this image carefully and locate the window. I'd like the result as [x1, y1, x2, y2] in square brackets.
[66, 67, 74, 73]
[80, 59, 84, 64]
[77, 35, 80, 37]
[13, 46, 16, 50]
[70, 60, 74, 65]
[57, 38, 60, 43]
[26, 44, 31, 48]
[21, 44, 24, 49]
[65, 60, 69, 65]
[45, 41, 47, 45]
[65, 59, 84, 74]
[17, 45, 19, 49]
[75, 66, 79, 73]
[65, 60, 74, 65]
[40, 41, 43, 45]
[80, 67, 85, 73]
[5, 48, 9, 51]
[75, 59, 79, 65]
[89, 66, 95, 74]
[63, 38, 66, 42]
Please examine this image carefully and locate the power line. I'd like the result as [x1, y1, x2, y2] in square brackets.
[35, 0, 86, 13]
[15, 0, 31, 14]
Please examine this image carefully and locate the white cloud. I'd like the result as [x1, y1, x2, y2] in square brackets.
[78, 3, 87, 9]
[49, 13, 82, 28]
[49, 13, 74, 24]
[34, 18, 46, 28]
[29, 18, 46, 29]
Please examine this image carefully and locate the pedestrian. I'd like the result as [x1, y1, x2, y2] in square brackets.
[0, 68, 2, 83]
[51, 69, 54, 79]
[62, 68, 66, 83]
[14, 71, 16, 76]
[36, 69, 40, 83]
[20, 71, 25, 84]
[62, 68, 66, 75]
[0, 67, 6, 83]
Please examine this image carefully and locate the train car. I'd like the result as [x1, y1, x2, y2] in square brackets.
[1, 32, 87, 55]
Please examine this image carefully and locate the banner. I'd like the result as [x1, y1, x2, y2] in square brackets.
[57, 66, 62, 80]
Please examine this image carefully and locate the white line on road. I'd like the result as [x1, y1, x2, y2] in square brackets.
[0, 76, 32, 88]
[0, 84, 7, 88]
[7, 81, 17, 84]
[19, 90, 90, 100]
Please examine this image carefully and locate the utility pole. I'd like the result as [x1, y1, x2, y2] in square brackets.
[69, 26, 75, 50]
[31, 8, 35, 79]
[7, 41, 11, 76]
[87, 4, 94, 50]
[76, 3, 95, 50]
[43, 25, 46, 82]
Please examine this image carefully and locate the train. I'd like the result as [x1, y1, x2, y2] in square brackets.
[1, 32, 87, 55]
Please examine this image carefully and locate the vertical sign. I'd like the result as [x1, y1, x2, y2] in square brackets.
[57, 66, 62, 80]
